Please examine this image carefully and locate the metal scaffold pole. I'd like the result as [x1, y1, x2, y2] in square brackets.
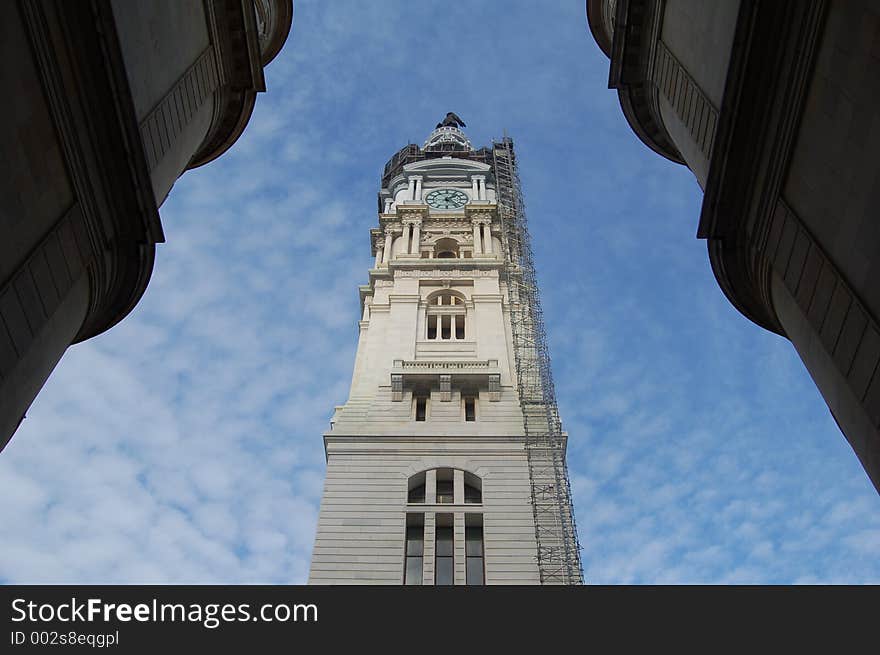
[492, 137, 584, 585]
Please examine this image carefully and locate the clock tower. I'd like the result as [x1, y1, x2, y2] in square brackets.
[308, 115, 582, 585]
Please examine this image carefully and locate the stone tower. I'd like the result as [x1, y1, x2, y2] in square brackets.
[308, 117, 582, 585]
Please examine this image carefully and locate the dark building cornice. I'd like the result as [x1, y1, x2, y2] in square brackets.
[20, 0, 165, 342]
[586, 0, 612, 58]
[589, 0, 684, 165]
[188, 0, 291, 169]
[254, 0, 293, 66]
[698, 0, 828, 337]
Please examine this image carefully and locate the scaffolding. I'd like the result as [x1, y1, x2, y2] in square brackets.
[492, 137, 584, 585]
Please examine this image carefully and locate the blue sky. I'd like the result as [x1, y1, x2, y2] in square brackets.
[1, 1, 878, 584]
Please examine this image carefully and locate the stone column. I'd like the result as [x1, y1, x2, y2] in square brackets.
[384, 198, 393, 213]
[383, 229, 393, 263]
[414, 177, 423, 202]
[375, 244, 384, 268]
[482, 221, 493, 255]
[362, 296, 371, 321]
[408, 177, 416, 201]
[402, 221, 412, 254]
[472, 219, 482, 255]
[471, 177, 479, 199]
[472, 175, 485, 200]
[411, 220, 421, 254]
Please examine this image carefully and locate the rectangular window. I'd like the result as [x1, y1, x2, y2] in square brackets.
[455, 314, 465, 340]
[404, 515, 424, 585]
[427, 315, 437, 340]
[435, 516, 454, 586]
[441, 315, 451, 340]
[465, 520, 485, 585]
[464, 396, 476, 422]
[414, 396, 427, 422]
[436, 480, 454, 504]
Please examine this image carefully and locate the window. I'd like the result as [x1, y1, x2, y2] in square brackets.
[433, 237, 459, 259]
[464, 472, 482, 504]
[436, 468, 454, 503]
[404, 514, 424, 585]
[403, 470, 485, 585]
[425, 293, 466, 341]
[465, 516, 485, 585]
[463, 396, 476, 422]
[435, 515, 454, 585]
[414, 395, 427, 421]
[440, 315, 451, 339]
[408, 472, 426, 504]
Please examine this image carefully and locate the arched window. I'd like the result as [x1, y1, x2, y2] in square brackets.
[405, 468, 483, 506]
[403, 469, 485, 585]
[433, 237, 459, 259]
[426, 292, 466, 340]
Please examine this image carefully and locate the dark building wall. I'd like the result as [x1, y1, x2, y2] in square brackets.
[0, 0, 292, 450]
[588, 0, 880, 492]
[111, 0, 215, 205]
[656, 0, 739, 187]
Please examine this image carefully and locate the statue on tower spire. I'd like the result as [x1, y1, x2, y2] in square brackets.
[436, 112, 466, 129]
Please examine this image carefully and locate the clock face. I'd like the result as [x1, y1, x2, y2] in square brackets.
[425, 188, 469, 209]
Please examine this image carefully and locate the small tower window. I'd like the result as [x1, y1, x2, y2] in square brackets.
[436, 468, 454, 503]
[464, 472, 482, 504]
[463, 396, 476, 422]
[425, 293, 466, 341]
[465, 515, 485, 585]
[404, 514, 424, 585]
[408, 471, 426, 504]
[414, 395, 428, 421]
[435, 514, 454, 585]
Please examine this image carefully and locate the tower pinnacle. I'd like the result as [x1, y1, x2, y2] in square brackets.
[424, 112, 471, 151]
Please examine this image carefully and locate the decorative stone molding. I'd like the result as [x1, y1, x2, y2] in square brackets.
[488, 374, 501, 402]
[140, 45, 219, 173]
[653, 40, 719, 161]
[439, 374, 452, 401]
[600, 0, 684, 163]
[395, 269, 499, 278]
[391, 374, 403, 402]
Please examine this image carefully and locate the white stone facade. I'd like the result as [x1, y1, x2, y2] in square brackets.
[309, 143, 542, 584]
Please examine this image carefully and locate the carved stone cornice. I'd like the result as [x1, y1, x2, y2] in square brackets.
[188, 0, 291, 168]
[602, 0, 684, 164]
[699, 0, 827, 335]
[464, 204, 497, 222]
[252, 0, 293, 66]
[20, 0, 164, 341]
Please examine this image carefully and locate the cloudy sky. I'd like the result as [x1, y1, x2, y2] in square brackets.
[2, 1, 878, 584]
